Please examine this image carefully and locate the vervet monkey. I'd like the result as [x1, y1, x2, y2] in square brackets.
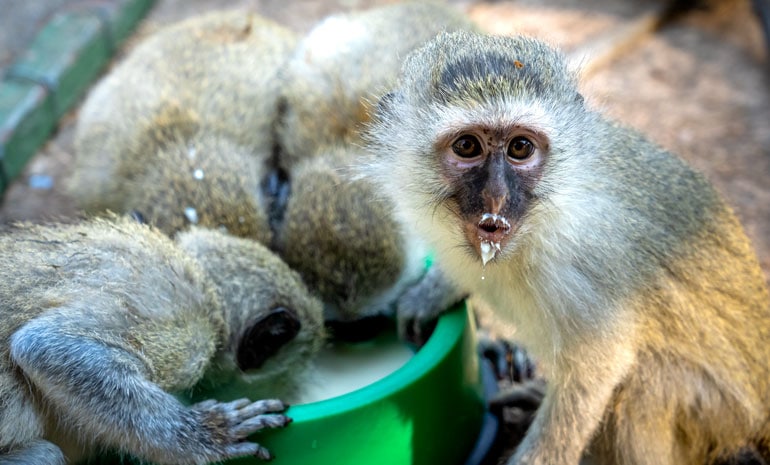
[275, 145, 462, 343]
[70, 11, 296, 242]
[0, 217, 324, 464]
[365, 31, 770, 465]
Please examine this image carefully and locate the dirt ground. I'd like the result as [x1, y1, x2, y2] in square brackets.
[0, 0, 768, 462]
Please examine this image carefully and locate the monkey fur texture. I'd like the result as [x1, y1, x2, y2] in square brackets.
[0, 216, 324, 464]
[275, 1, 475, 172]
[274, 144, 463, 343]
[365, 31, 770, 465]
[69, 11, 296, 242]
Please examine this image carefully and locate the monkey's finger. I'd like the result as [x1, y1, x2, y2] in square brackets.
[232, 413, 292, 437]
[192, 399, 218, 410]
[511, 345, 536, 383]
[478, 336, 512, 380]
[216, 399, 286, 427]
[220, 398, 252, 411]
[237, 399, 287, 417]
[489, 379, 546, 413]
[398, 313, 437, 347]
[224, 441, 273, 462]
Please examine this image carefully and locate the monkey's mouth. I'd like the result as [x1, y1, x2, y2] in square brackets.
[474, 213, 512, 265]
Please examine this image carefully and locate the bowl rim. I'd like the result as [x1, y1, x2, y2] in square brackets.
[287, 303, 468, 422]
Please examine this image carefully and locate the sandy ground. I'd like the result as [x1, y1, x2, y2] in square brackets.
[0, 0, 768, 462]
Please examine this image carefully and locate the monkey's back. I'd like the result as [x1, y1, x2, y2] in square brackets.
[71, 11, 296, 213]
[587, 120, 770, 460]
[0, 218, 223, 390]
[276, 146, 414, 321]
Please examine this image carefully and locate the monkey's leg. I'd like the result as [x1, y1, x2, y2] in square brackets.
[507, 340, 635, 465]
[588, 388, 685, 465]
[10, 313, 290, 465]
[0, 439, 65, 465]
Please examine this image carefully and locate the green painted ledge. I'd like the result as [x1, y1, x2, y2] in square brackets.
[0, 0, 154, 194]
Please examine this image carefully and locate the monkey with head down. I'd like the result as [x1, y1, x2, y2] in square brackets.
[0, 216, 325, 465]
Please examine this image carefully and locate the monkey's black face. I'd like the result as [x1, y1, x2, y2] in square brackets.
[237, 307, 302, 371]
[436, 124, 547, 264]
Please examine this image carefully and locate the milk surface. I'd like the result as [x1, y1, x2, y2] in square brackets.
[297, 334, 414, 404]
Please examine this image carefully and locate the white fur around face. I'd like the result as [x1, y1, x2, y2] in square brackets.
[370, 94, 634, 371]
[430, 97, 557, 140]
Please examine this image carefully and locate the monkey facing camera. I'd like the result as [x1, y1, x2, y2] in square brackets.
[365, 31, 770, 465]
[0, 216, 325, 464]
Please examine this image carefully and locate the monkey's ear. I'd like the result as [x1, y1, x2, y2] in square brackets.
[237, 307, 302, 371]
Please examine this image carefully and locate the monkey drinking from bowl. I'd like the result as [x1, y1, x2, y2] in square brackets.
[0, 217, 324, 464]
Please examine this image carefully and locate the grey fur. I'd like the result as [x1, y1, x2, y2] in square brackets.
[0, 217, 324, 464]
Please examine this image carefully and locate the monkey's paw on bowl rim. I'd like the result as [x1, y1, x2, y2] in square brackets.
[90, 302, 493, 465]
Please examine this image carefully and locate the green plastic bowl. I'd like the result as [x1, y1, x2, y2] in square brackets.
[228, 301, 486, 465]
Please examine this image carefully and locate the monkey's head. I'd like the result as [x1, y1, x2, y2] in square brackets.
[276, 147, 412, 324]
[176, 228, 325, 400]
[365, 31, 588, 267]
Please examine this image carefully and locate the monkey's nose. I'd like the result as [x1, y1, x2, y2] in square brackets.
[237, 307, 302, 371]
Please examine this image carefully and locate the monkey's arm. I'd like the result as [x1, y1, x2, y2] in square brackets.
[9, 310, 289, 465]
[396, 264, 468, 345]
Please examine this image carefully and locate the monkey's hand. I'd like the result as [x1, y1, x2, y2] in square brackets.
[396, 265, 468, 346]
[478, 334, 537, 384]
[190, 398, 291, 461]
[478, 335, 543, 449]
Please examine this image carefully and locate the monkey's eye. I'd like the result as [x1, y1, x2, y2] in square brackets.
[452, 135, 482, 158]
[508, 137, 535, 160]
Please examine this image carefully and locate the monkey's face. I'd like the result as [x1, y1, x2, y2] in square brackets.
[435, 123, 548, 264]
[365, 31, 580, 267]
